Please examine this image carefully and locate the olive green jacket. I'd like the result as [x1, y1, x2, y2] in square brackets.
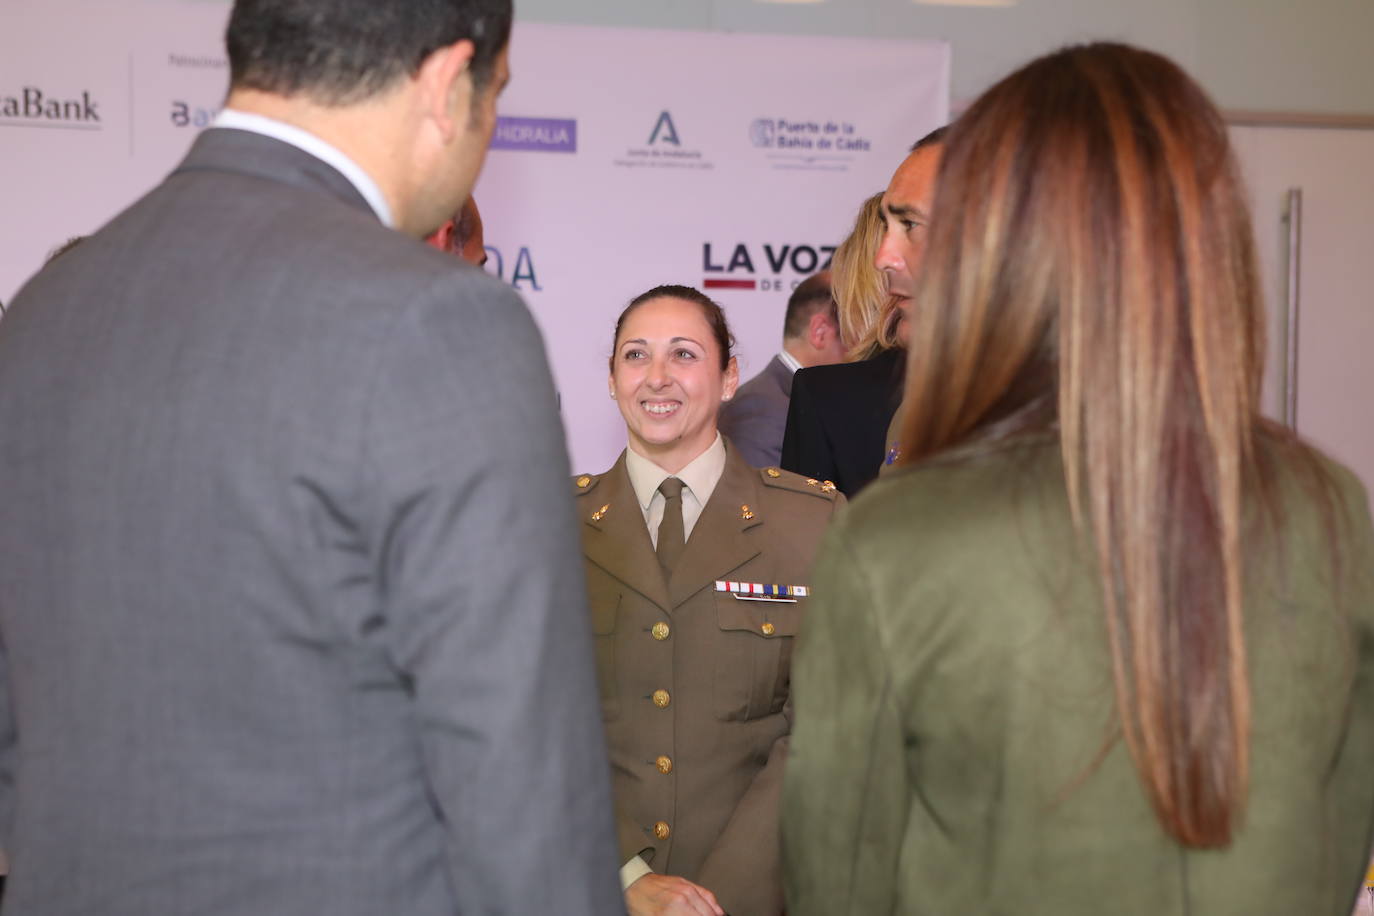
[576, 443, 842, 916]
[783, 438, 1374, 915]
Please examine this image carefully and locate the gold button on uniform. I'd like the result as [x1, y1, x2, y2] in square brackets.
[576, 475, 591, 488]
[654, 821, 671, 840]
[656, 755, 673, 774]
[761, 622, 776, 636]
[651, 621, 670, 641]
[652, 689, 671, 708]
[765, 467, 782, 478]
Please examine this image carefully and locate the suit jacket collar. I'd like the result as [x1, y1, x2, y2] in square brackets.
[583, 445, 764, 612]
[866, 347, 906, 401]
[767, 354, 796, 400]
[170, 127, 378, 222]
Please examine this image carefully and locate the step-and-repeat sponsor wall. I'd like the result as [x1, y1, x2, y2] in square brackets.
[0, 1, 948, 471]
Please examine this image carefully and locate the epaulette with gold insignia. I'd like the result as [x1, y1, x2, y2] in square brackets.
[571, 473, 602, 496]
[757, 467, 839, 500]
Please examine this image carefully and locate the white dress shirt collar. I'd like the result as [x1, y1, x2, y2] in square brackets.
[624, 433, 728, 546]
[211, 109, 394, 228]
[777, 350, 803, 375]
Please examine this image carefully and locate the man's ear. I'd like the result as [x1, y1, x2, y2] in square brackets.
[416, 38, 477, 142]
[426, 219, 456, 253]
[808, 311, 835, 350]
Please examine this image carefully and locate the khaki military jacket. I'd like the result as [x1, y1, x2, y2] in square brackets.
[574, 442, 842, 916]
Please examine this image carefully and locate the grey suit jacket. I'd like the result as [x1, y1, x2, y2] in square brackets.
[0, 128, 623, 915]
[718, 355, 793, 469]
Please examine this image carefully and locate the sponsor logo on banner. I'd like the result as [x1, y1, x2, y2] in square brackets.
[167, 53, 227, 71]
[614, 110, 713, 171]
[748, 117, 875, 172]
[701, 242, 835, 292]
[0, 86, 102, 131]
[491, 116, 577, 153]
[647, 111, 680, 146]
[484, 245, 543, 292]
[164, 52, 227, 130]
[170, 101, 222, 129]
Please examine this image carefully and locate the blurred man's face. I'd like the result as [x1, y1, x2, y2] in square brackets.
[874, 144, 942, 322]
[456, 197, 486, 266]
[464, 48, 509, 168]
[423, 198, 486, 266]
[417, 45, 509, 237]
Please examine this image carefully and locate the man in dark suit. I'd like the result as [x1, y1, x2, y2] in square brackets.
[780, 127, 945, 498]
[0, 2, 622, 913]
[719, 272, 844, 468]
[780, 346, 907, 497]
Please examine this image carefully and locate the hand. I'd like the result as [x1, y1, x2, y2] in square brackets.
[625, 873, 725, 916]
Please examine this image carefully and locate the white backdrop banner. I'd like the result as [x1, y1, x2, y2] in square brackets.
[0, 2, 948, 472]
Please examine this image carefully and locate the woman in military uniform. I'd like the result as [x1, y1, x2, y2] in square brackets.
[573, 285, 842, 916]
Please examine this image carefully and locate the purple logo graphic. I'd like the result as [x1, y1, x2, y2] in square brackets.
[491, 116, 577, 153]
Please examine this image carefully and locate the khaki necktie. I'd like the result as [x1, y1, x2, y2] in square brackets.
[656, 477, 686, 578]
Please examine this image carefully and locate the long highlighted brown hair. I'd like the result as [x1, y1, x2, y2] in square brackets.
[899, 43, 1284, 847]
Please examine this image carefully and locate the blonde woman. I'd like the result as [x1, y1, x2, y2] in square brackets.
[783, 43, 1374, 915]
[830, 192, 893, 362]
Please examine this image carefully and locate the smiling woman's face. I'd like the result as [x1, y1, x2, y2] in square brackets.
[610, 295, 739, 473]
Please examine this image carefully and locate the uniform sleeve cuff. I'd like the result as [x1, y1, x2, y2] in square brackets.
[619, 854, 653, 891]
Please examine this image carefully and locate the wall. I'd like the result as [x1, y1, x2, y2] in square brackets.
[1232, 124, 1374, 505]
[120, 0, 1374, 115]
[513, 0, 1374, 115]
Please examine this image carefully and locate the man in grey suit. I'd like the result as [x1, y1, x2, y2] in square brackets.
[718, 272, 844, 468]
[0, 1, 623, 913]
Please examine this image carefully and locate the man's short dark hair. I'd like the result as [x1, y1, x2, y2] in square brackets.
[226, 0, 513, 106]
[782, 273, 835, 341]
[911, 125, 948, 152]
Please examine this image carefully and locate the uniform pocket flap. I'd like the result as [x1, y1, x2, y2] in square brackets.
[715, 593, 801, 638]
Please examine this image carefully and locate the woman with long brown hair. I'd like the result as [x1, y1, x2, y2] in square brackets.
[782, 43, 1374, 915]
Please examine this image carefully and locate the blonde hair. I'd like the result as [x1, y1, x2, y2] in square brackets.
[831, 193, 899, 361]
[898, 43, 1289, 847]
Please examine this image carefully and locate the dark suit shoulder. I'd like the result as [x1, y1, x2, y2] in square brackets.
[791, 349, 902, 401]
[794, 348, 901, 382]
[756, 466, 840, 502]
